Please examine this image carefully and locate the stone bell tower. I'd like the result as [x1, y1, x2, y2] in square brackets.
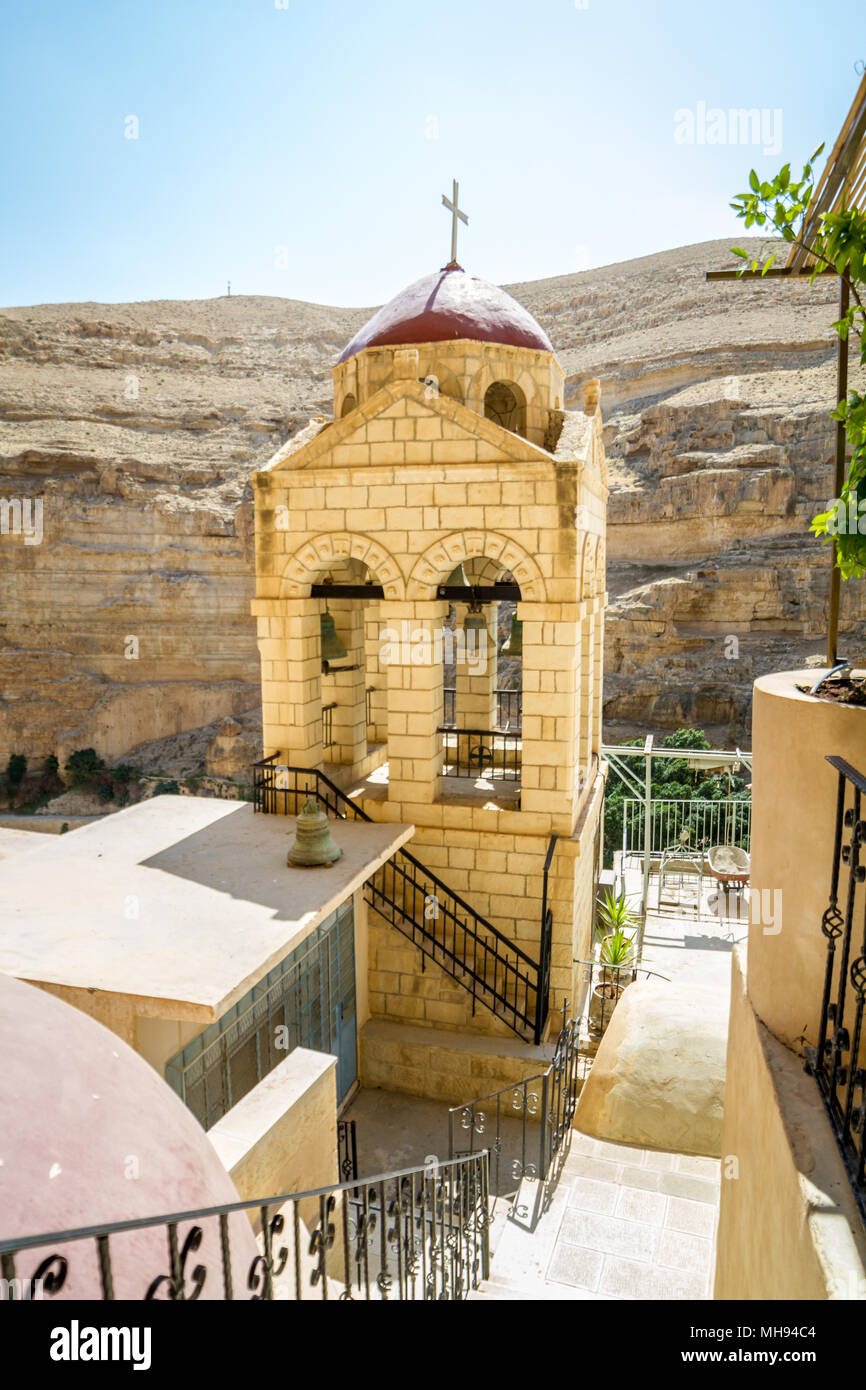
[251, 200, 607, 1055]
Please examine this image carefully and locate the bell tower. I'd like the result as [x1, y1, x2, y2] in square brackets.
[252, 237, 607, 1046]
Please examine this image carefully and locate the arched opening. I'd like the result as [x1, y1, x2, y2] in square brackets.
[439, 557, 522, 804]
[340, 393, 358, 417]
[314, 556, 386, 787]
[484, 380, 527, 436]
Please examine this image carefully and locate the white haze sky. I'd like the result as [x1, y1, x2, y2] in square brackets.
[0, 0, 861, 307]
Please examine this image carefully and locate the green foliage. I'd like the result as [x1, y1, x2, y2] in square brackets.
[731, 142, 866, 578]
[42, 754, 59, 777]
[153, 780, 180, 796]
[111, 764, 140, 783]
[64, 747, 106, 788]
[5, 753, 27, 789]
[603, 728, 749, 867]
[599, 926, 636, 968]
[596, 888, 639, 935]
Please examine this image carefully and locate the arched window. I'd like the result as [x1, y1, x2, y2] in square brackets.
[340, 393, 357, 417]
[484, 381, 526, 436]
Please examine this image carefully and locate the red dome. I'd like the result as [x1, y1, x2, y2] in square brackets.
[337, 267, 554, 363]
[0, 973, 257, 1300]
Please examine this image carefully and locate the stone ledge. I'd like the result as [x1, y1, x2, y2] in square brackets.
[359, 1017, 553, 1107]
[209, 1047, 338, 1201]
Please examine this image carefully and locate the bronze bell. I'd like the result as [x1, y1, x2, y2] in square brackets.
[287, 797, 342, 867]
[320, 608, 347, 662]
[501, 614, 523, 656]
[464, 606, 486, 634]
[446, 563, 469, 588]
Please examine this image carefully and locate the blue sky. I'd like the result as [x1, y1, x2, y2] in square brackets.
[0, 0, 861, 307]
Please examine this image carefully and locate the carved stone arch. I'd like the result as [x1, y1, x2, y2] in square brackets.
[279, 532, 405, 599]
[407, 531, 545, 601]
[580, 533, 597, 601]
[468, 361, 535, 425]
[594, 537, 606, 596]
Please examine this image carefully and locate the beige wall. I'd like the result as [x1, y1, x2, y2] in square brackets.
[209, 1047, 338, 1202]
[747, 671, 866, 1053]
[332, 339, 566, 450]
[715, 949, 866, 1300]
[364, 775, 601, 1045]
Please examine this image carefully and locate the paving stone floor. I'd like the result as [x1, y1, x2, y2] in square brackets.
[473, 1132, 720, 1300]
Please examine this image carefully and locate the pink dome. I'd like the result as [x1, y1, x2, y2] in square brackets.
[0, 973, 258, 1300]
[337, 266, 554, 363]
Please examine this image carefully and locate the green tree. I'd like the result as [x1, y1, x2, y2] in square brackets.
[5, 754, 27, 793]
[603, 729, 749, 866]
[64, 748, 106, 788]
[730, 144, 866, 577]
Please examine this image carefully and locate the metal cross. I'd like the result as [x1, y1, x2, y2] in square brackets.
[441, 180, 468, 267]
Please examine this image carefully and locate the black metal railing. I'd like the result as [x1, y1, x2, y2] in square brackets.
[439, 727, 521, 782]
[496, 689, 522, 731]
[806, 756, 866, 1223]
[441, 688, 522, 732]
[444, 687, 456, 727]
[252, 758, 550, 1042]
[337, 1120, 358, 1187]
[322, 703, 337, 750]
[448, 1015, 579, 1209]
[0, 1153, 489, 1302]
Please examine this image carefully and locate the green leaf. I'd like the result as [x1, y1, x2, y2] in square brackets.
[731, 247, 748, 258]
[749, 169, 760, 192]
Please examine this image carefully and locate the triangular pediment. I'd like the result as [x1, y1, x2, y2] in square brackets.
[262, 379, 553, 473]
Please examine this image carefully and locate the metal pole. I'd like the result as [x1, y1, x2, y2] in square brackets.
[640, 735, 653, 949]
[827, 275, 850, 667]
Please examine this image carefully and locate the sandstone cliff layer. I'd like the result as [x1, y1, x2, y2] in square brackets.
[1, 237, 862, 763]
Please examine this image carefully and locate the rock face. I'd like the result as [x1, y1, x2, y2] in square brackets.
[1, 237, 863, 762]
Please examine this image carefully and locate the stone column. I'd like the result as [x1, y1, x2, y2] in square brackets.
[591, 597, 604, 759]
[364, 602, 387, 745]
[379, 600, 448, 808]
[256, 597, 323, 767]
[323, 600, 366, 769]
[454, 602, 497, 730]
[520, 601, 581, 823]
[579, 608, 596, 790]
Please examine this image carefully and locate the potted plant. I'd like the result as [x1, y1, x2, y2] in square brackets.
[589, 891, 638, 1036]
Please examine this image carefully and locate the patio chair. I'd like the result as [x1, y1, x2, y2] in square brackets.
[657, 843, 705, 913]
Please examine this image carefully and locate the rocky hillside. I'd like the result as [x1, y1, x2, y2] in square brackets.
[0, 237, 862, 763]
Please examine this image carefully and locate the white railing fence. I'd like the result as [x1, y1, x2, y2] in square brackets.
[622, 797, 751, 859]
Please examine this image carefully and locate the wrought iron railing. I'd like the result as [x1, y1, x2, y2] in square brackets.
[439, 727, 521, 782]
[0, 1153, 490, 1302]
[806, 756, 866, 1223]
[444, 687, 456, 727]
[448, 1015, 580, 1204]
[441, 688, 522, 732]
[496, 688, 522, 731]
[322, 702, 337, 750]
[337, 1120, 358, 1187]
[621, 796, 751, 857]
[252, 758, 550, 1042]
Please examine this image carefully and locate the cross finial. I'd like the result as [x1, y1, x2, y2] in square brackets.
[441, 179, 468, 270]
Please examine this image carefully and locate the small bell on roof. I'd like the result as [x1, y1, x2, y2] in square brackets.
[287, 797, 342, 867]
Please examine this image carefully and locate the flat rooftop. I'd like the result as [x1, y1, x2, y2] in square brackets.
[0, 796, 413, 1019]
